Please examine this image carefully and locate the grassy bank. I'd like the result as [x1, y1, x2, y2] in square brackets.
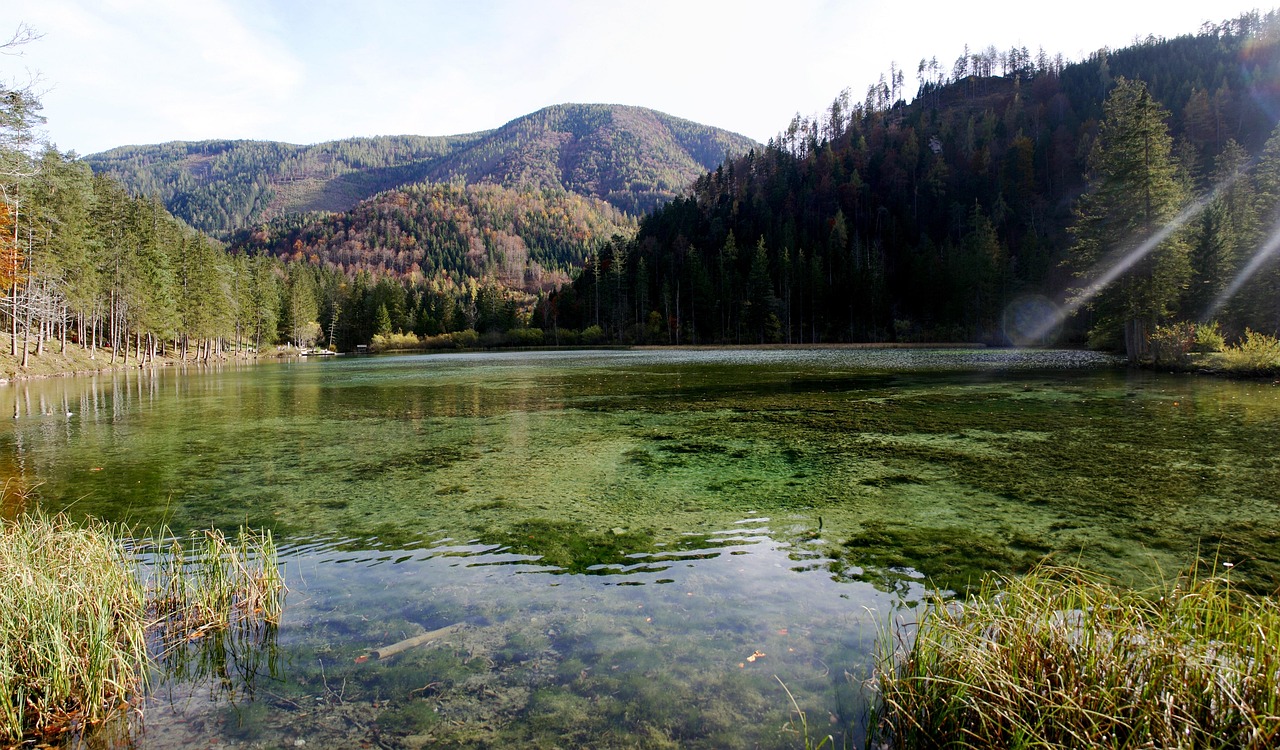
[871, 565, 1280, 748]
[0, 334, 296, 383]
[0, 335, 174, 382]
[0, 511, 285, 744]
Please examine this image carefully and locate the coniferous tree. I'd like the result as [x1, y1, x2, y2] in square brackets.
[1070, 78, 1191, 360]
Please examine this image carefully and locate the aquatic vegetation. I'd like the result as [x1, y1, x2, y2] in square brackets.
[5, 349, 1280, 747]
[0, 511, 147, 744]
[143, 527, 287, 707]
[839, 522, 1052, 596]
[0, 512, 285, 743]
[144, 526, 286, 635]
[871, 565, 1280, 749]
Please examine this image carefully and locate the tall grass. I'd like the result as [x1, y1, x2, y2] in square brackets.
[143, 528, 286, 697]
[144, 527, 285, 638]
[871, 565, 1280, 748]
[0, 513, 285, 744]
[0, 512, 147, 744]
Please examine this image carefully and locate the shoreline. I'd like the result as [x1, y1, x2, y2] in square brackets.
[0, 336, 308, 385]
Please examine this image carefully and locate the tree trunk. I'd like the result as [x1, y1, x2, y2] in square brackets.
[1124, 317, 1152, 363]
[9, 285, 17, 357]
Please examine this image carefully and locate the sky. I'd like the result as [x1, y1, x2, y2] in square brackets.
[3, 0, 1272, 156]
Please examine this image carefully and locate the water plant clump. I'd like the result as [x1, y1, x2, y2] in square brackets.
[0, 512, 285, 744]
[871, 564, 1280, 748]
[144, 526, 286, 638]
[0, 511, 148, 745]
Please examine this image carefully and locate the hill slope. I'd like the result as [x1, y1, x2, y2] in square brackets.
[232, 181, 635, 295]
[84, 104, 758, 237]
[543, 12, 1280, 345]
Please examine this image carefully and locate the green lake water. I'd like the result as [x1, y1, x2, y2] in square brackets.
[4, 348, 1280, 748]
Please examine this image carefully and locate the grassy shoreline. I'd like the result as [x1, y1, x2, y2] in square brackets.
[0, 510, 285, 744]
[0, 333, 315, 384]
[871, 565, 1280, 748]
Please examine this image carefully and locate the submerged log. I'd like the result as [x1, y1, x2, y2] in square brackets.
[358, 623, 463, 662]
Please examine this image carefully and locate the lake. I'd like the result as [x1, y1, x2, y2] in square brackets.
[4, 348, 1279, 748]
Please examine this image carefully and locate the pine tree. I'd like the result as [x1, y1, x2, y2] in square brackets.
[1070, 78, 1191, 360]
[745, 238, 779, 343]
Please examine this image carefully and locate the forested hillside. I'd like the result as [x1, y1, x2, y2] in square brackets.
[82, 134, 488, 238]
[542, 12, 1280, 353]
[232, 182, 635, 295]
[84, 104, 757, 237]
[10, 12, 1280, 364]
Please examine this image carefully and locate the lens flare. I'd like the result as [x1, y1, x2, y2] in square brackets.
[1002, 295, 1062, 346]
[1202, 213, 1280, 322]
[1029, 196, 1213, 342]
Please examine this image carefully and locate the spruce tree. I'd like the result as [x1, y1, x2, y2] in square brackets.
[1070, 78, 1191, 361]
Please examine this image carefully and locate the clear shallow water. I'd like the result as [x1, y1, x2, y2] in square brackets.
[4, 348, 1280, 748]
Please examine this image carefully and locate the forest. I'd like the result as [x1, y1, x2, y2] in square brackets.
[6, 12, 1280, 365]
[543, 11, 1280, 360]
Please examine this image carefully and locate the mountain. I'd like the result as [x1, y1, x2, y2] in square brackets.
[83, 104, 758, 238]
[541, 12, 1280, 346]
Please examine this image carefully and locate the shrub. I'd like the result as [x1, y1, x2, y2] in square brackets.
[1220, 328, 1280, 373]
[478, 330, 508, 348]
[506, 328, 545, 347]
[450, 329, 479, 349]
[581, 325, 605, 344]
[369, 332, 423, 352]
[1148, 321, 1195, 366]
[1193, 320, 1225, 352]
[420, 333, 458, 349]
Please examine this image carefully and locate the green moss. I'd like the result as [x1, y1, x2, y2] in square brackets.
[482, 518, 655, 574]
[377, 698, 441, 734]
[842, 521, 1054, 594]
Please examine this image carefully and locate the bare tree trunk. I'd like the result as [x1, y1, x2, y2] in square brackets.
[109, 298, 117, 365]
[35, 287, 44, 357]
[9, 285, 17, 357]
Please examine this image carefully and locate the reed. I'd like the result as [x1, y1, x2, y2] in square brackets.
[144, 526, 285, 639]
[0, 514, 285, 743]
[0, 512, 147, 744]
[870, 564, 1280, 749]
